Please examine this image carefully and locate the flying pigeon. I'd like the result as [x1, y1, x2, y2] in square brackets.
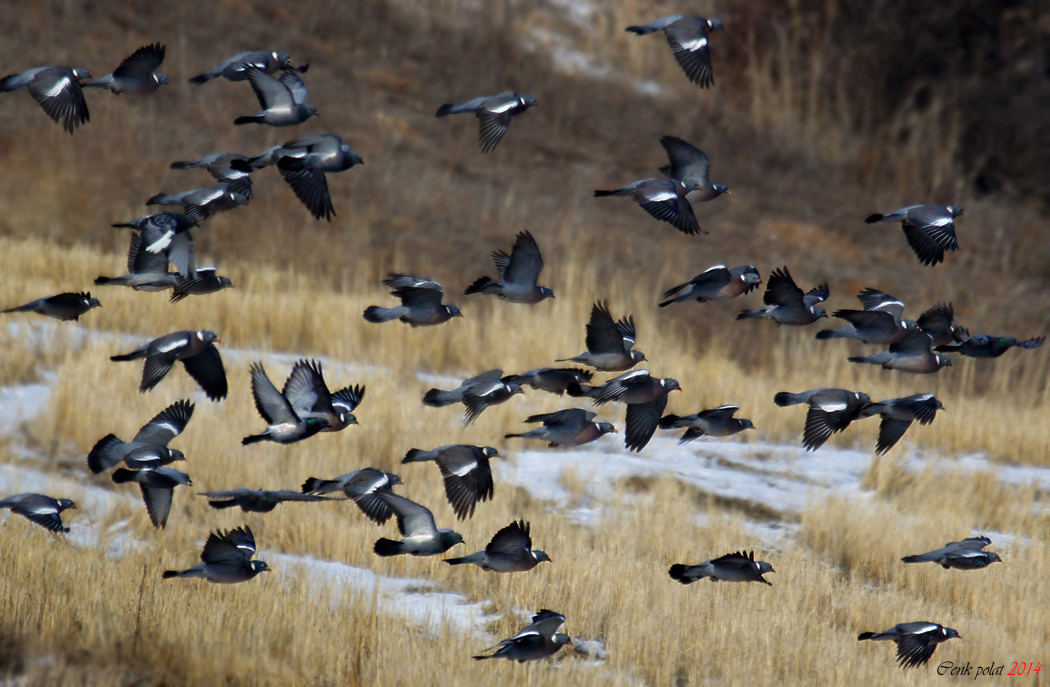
[659, 265, 760, 307]
[465, 230, 554, 303]
[163, 526, 270, 583]
[171, 153, 255, 199]
[436, 92, 537, 153]
[371, 492, 464, 557]
[111, 331, 227, 400]
[0, 493, 76, 533]
[169, 270, 234, 303]
[0, 65, 91, 133]
[189, 50, 303, 85]
[363, 274, 462, 326]
[557, 301, 646, 371]
[234, 66, 317, 127]
[935, 333, 1045, 359]
[199, 489, 334, 513]
[915, 302, 967, 346]
[595, 177, 702, 235]
[147, 180, 250, 224]
[503, 368, 592, 395]
[865, 205, 963, 267]
[901, 536, 1002, 570]
[816, 288, 912, 344]
[301, 468, 403, 524]
[83, 43, 167, 94]
[3, 292, 100, 321]
[669, 550, 775, 585]
[569, 369, 681, 452]
[626, 15, 724, 88]
[860, 393, 943, 454]
[445, 520, 551, 572]
[242, 361, 331, 445]
[657, 136, 730, 202]
[504, 408, 616, 447]
[737, 266, 828, 325]
[422, 370, 523, 425]
[282, 359, 364, 432]
[858, 622, 960, 669]
[848, 330, 952, 374]
[112, 465, 191, 529]
[774, 388, 873, 451]
[658, 405, 754, 444]
[402, 445, 498, 519]
[473, 610, 571, 662]
[87, 399, 194, 474]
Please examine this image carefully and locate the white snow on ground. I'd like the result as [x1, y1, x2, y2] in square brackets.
[268, 552, 497, 639]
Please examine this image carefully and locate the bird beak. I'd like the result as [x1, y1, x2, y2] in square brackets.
[214, 338, 223, 344]
[725, 189, 732, 195]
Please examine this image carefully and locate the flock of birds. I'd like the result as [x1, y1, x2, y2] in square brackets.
[0, 12, 1045, 670]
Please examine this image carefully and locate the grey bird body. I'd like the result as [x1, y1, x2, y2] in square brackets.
[171, 153, 255, 199]
[436, 92, 536, 153]
[557, 301, 646, 371]
[200, 489, 334, 513]
[465, 231, 554, 303]
[84, 44, 167, 94]
[242, 361, 331, 445]
[87, 399, 193, 474]
[445, 520, 550, 572]
[364, 274, 462, 327]
[234, 66, 317, 127]
[112, 465, 191, 529]
[737, 266, 828, 325]
[0, 493, 76, 533]
[860, 393, 943, 454]
[111, 331, 226, 400]
[901, 535, 1001, 570]
[263, 134, 363, 220]
[857, 622, 960, 669]
[147, 181, 250, 224]
[865, 204, 963, 267]
[170, 270, 234, 303]
[669, 550, 775, 585]
[402, 445, 498, 519]
[626, 15, 724, 88]
[817, 288, 911, 344]
[422, 370, 523, 425]
[595, 177, 702, 235]
[848, 330, 952, 374]
[569, 369, 681, 452]
[660, 264, 760, 307]
[936, 333, 1045, 359]
[301, 468, 402, 524]
[473, 610, 570, 662]
[3, 292, 100, 321]
[505, 408, 616, 447]
[658, 405, 754, 444]
[504, 368, 592, 395]
[163, 526, 269, 584]
[189, 51, 300, 85]
[774, 388, 873, 451]
[372, 491, 463, 557]
[1, 65, 90, 133]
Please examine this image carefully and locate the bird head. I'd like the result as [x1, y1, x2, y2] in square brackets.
[707, 18, 725, 31]
[663, 378, 682, 393]
[482, 447, 500, 459]
[539, 286, 555, 300]
[442, 530, 465, 548]
[386, 473, 404, 487]
[57, 498, 77, 511]
[942, 627, 961, 640]
[339, 411, 359, 426]
[948, 205, 965, 218]
[349, 152, 364, 167]
[597, 422, 617, 436]
[73, 68, 92, 81]
[758, 561, 775, 575]
[630, 349, 647, 364]
[987, 552, 1003, 564]
[86, 296, 102, 309]
[252, 560, 271, 574]
[520, 95, 538, 109]
[813, 305, 828, 318]
[197, 330, 220, 344]
[154, 73, 169, 86]
[552, 633, 572, 648]
[937, 355, 953, 368]
[273, 51, 293, 68]
[532, 550, 552, 564]
[219, 276, 234, 289]
[304, 104, 319, 119]
[740, 419, 756, 431]
[447, 305, 463, 318]
[713, 182, 731, 197]
[169, 449, 186, 463]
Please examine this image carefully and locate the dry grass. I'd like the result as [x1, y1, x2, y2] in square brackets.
[2, 0, 1049, 684]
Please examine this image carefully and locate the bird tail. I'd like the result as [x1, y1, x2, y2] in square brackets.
[443, 556, 470, 566]
[593, 189, 627, 197]
[301, 477, 333, 494]
[109, 347, 147, 362]
[1, 73, 31, 91]
[773, 392, 804, 407]
[401, 448, 432, 463]
[736, 309, 764, 320]
[900, 554, 926, 564]
[146, 194, 177, 206]
[815, 328, 842, 340]
[566, 382, 600, 398]
[169, 160, 200, 170]
[625, 18, 674, 35]
[857, 632, 877, 641]
[864, 214, 886, 224]
[503, 433, 526, 440]
[435, 103, 472, 117]
[363, 305, 400, 323]
[373, 538, 404, 557]
[464, 276, 497, 296]
[206, 499, 239, 510]
[1, 303, 33, 313]
[422, 389, 458, 407]
[234, 115, 264, 126]
[86, 434, 124, 474]
[847, 356, 875, 364]
[241, 434, 267, 446]
[162, 569, 184, 579]
[111, 468, 137, 484]
[657, 414, 681, 429]
[188, 73, 212, 85]
[93, 276, 125, 286]
[668, 564, 694, 584]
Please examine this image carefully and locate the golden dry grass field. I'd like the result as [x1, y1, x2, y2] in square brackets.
[1, 1, 1049, 686]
